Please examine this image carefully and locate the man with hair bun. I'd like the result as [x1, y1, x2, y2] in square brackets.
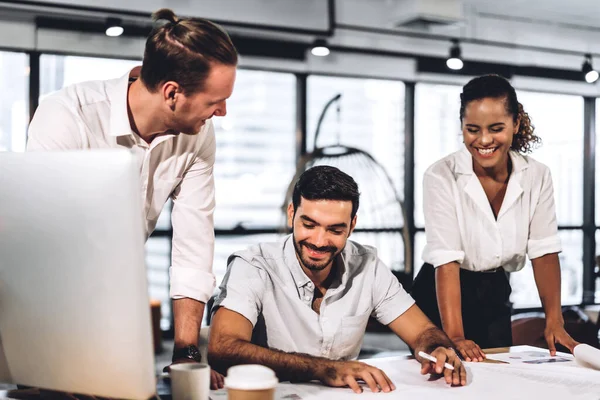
[28, 8, 237, 388]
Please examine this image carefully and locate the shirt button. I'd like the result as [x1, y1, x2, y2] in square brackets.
[304, 295, 311, 301]
[495, 255, 500, 258]
[307, 282, 314, 289]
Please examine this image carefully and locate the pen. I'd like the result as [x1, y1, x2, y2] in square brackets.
[418, 351, 455, 371]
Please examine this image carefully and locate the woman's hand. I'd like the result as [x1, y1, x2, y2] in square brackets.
[451, 338, 486, 362]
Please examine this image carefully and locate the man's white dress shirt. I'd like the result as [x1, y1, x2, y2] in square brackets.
[27, 69, 216, 302]
[214, 236, 415, 361]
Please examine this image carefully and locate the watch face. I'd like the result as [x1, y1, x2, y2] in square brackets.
[173, 345, 201, 362]
[187, 345, 201, 361]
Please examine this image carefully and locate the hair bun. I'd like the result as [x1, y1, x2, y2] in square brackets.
[152, 8, 179, 24]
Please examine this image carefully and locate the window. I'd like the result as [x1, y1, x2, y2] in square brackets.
[307, 76, 405, 193]
[0, 51, 29, 152]
[414, 83, 462, 228]
[212, 69, 296, 290]
[213, 70, 296, 230]
[509, 91, 584, 308]
[40, 54, 140, 98]
[510, 230, 583, 308]
[307, 75, 407, 271]
[516, 91, 584, 226]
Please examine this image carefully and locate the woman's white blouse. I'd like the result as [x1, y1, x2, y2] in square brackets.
[422, 148, 562, 272]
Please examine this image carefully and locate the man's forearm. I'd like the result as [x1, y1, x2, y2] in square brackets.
[414, 326, 455, 354]
[173, 298, 205, 349]
[209, 337, 332, 382]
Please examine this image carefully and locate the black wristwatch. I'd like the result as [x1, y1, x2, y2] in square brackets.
[172, 345, 202, 363]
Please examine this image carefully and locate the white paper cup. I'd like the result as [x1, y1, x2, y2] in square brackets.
[224, 365, 278, 400]
[170, 363, 210, 400]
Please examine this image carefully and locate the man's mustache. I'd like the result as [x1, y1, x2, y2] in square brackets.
[300, 241, 337, 254]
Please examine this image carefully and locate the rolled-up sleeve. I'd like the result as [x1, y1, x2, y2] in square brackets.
[169, 124, 217, 303]
[527, 166, 562, 260]
[371, 258, 415, 325]
[212, 254, 266, 326]
[422, 171, 465, 267]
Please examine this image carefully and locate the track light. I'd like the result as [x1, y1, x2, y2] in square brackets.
[446, 39, 463, 71]
[105, 17, 124, 37]
[582, 53, 599, 83]
[311, 39, 330, 57]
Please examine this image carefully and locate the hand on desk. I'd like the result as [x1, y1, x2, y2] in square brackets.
[316, 360, 396, 394]
[418, 346, 467, 386]
[163, 359, 225, 389]
[544, 322, 579, 356]
[452, 338, 486, 362]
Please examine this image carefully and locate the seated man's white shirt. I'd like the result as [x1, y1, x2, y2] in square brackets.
[422, 147, 562, 272]
[27, 69, 216, 302]
[213, 235, 415, 360]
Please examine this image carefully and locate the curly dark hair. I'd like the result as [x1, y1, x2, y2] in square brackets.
[459, 74, 541, 154]
[292, 166, 360, 220]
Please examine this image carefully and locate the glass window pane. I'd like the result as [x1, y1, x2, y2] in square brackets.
[307, 76, 405, 194]
[351, 232, 405, 272]
[213, 70, 296, 230]
[413, 231, 427, 277]
[145, 237, 171, 330]
[510, 230, 583, 308]
[0, 51, 29, 152]
[40, 54, 140, 98]
[517, 91, 584, 226]
[414, 83, 462, 227]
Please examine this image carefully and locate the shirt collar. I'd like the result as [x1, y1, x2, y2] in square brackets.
[456, 146, 530, 175]
[283, 235, 347, 290]
[284, 236, 312, 289]
[108, 67, 140, 139]
[459, 146, 529, 222]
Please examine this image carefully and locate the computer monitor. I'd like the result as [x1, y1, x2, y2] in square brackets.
[0, 150, 156, 399]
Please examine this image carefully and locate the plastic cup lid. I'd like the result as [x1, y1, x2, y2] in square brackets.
[224, 364, 278, 390]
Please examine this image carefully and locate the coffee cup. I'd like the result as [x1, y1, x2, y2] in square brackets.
[224, 365, 278, 400]
[170, 363, 210, 400]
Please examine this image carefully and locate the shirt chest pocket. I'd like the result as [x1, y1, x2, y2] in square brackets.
[336, 312, 370, 359]
[147, 176, 182, 220]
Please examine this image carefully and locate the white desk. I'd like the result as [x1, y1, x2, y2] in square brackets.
[210, 346, 600, 400]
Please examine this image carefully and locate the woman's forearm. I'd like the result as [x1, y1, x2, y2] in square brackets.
[435, 262, 465, 340]
[531, 253, 563, 324]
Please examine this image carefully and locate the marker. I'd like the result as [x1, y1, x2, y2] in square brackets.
[418, 351, 455, 371]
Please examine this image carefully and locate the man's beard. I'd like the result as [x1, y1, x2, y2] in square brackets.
[292, 235, 339, 271]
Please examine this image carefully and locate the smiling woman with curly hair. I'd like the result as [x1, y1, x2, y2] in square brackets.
[411, 74, 578, 362]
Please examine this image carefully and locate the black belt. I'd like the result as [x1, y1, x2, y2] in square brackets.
[466, 267, 503, 274]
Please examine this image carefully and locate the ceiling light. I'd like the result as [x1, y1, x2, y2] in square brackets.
[582, 53, 599, 83]
[311, 39, 330, 57]
[446, 39, 463, 71]
[105, 17, 124, 37]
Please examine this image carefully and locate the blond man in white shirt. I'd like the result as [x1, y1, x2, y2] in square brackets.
[27, 9, 237, 388]
[412, 74, 578, 363]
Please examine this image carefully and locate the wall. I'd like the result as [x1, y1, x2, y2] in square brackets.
[2, 0, 600, 95]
